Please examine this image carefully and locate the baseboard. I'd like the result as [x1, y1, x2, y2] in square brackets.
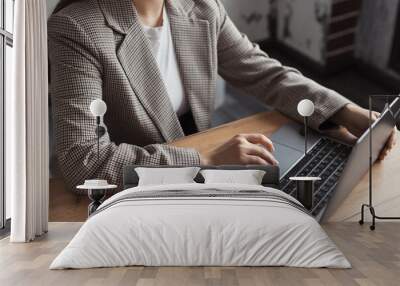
[259, 40, 354, 76]
[259, 40, 321, 73]
[258, 38, 400, 92]
[355, 61, 400, 93]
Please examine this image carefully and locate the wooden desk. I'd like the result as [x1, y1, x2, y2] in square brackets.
[50, 111, 400, 222]
[172, 111, 400, 223]
[172, 112, 290, 153]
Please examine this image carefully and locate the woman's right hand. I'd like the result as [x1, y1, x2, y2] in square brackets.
[200, 134, 279, 166]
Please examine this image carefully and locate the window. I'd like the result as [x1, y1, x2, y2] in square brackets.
[0, 0, 14, 231]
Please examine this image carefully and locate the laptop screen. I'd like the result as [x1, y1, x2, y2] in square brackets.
[323, 96, 400, 221]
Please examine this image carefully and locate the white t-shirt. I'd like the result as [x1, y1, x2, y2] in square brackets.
[141, 7, 189, 116]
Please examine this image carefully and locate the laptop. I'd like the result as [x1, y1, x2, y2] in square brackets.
[269, 96, 400, 222]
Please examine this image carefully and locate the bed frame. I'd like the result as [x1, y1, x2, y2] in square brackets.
[123, 165, 280, 190]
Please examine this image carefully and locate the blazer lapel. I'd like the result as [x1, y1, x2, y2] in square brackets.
[167, 0, 215, 131]
[99, 0, 184, 142]
[98, 0, 215, 139]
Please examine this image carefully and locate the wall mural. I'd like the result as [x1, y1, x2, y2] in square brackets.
[48, 0, 272, 42]
[356, 0, 400, 76]
[221, 0, 271, 41]
[54, 0, 400, 69]
[277, 0, 331, 64]
[47, 0, 58, 17]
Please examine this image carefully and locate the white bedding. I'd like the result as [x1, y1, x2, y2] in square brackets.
[50, 183, 350, 269]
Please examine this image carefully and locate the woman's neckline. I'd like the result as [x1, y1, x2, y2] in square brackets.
[139, 4, 166, 29]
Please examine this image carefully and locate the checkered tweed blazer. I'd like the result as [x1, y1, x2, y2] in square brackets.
[48, 0, 351, 192]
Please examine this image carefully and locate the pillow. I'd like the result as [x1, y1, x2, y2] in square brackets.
[135, 167, 200, 186]
[200, 169, 266, 185]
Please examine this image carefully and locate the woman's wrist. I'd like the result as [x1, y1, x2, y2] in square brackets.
[199, 151, 213, 165]
[200, 155, 209, 165]
[330, 103, 353, 127]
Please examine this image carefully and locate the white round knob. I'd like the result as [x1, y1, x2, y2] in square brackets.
[297, 99, 315, 117]
[90, 99, 107, 117]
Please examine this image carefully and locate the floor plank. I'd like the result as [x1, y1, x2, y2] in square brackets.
[1, 222, 400, 286]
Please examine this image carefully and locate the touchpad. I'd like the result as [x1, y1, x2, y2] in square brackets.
[271, 143, 303, 177]
[269, 122, 321, 177]
[270, 122, 320, 152]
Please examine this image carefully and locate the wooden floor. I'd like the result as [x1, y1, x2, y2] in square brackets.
[0, 222, 399, 286]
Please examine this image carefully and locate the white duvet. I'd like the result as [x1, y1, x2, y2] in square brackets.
[50, 183, 350, 269]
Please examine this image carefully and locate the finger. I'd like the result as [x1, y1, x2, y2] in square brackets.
[378, 130, 396, 160]
[378, 150, 389, 161]
[246, 145, 279, 166]
[323, 127, 358, 145]
[384, 130, 396, 151]
[378, 144, 389, 160]
[241, 134, 275, 152]
[372, 111, 380, 121]
[244, 155, 268, 166]
[389, 130, 396, 147]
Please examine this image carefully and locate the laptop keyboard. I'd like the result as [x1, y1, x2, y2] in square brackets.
[280, 138, 352, 217]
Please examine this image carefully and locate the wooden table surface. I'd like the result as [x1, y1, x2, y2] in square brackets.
[50, 111, 400, 223]
[174, 111, 400, 223]
[171, 112, 290, 152]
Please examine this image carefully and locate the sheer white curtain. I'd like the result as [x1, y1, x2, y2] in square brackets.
[7, 0, 49, 242]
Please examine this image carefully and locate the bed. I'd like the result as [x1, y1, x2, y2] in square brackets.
[50, 165, 350, 269]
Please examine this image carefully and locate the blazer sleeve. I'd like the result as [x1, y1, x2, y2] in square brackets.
[214, 0, 352, 130]
[48, 14, 200, 191]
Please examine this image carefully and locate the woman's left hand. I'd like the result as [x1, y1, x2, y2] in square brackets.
[327, 103, 396, 160]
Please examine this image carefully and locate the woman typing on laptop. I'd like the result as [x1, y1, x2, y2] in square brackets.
[48, 0, 395, 191]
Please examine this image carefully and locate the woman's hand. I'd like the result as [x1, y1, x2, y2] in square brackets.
[329, 104, 396, 160]
[200, 134, 279, 166]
